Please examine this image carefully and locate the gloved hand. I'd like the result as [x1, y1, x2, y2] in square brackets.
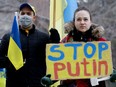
[110, 69, 116, 82]
[41, 74, 53, 87]
[49, 28, 60, 43]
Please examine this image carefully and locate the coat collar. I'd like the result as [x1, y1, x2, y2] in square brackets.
[19, 25, 35, 35]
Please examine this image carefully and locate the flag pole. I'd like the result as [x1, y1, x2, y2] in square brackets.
[53, 0, 56, 28]
[15, 12, 18, 25]
[15, 12, 17, 17]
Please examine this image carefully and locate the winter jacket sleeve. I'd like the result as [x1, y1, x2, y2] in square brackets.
[0, 33, 10, 68]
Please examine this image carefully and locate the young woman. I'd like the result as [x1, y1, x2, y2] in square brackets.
[41, 6, 107, 87]
[60, 7, 106, 87]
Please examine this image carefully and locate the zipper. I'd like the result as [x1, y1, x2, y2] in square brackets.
[23, 30, 29, 64]
[25, 30, 29, 36]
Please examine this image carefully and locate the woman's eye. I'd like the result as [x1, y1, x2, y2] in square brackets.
[84, 18, 88, 21]
[77, 18, 81, 21]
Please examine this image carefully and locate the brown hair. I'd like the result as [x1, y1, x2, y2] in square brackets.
[73, 7, 92, 22]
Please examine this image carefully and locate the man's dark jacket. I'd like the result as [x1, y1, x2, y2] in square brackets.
[0, 25, 49, 87]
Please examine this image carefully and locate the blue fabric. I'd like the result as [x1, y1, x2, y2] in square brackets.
[10, 16, 21, 49]
[63, 0, 78, 23]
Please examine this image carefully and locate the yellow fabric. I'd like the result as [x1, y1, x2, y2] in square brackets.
[49, 0, 67, 39]
[0, 78, 6, 87]
[0, 68, 6, 87]
[49, 1, 67, 85]
[8, 37, 23, 70]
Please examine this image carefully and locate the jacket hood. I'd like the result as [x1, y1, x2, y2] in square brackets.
[64, 22, 105, 38]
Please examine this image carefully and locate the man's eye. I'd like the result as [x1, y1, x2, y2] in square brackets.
[21, 12, 25, 15]
[20, 12, 32, 16]
[27, 12, 31, 16]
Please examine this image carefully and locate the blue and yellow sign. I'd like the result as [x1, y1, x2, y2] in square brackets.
[46, 41, 113, 80]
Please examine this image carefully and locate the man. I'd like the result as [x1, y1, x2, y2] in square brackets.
[0, 3, 49, 87]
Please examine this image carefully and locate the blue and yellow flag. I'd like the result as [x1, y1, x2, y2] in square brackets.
[64, 0, 78, 23]
[8, 13, 23, 70]
[49, 0, 78, 39]
[49, 0, 77, 86]
[0, 68, 6, 87]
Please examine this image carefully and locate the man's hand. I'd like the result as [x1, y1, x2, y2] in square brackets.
[49, 28, 60, 43]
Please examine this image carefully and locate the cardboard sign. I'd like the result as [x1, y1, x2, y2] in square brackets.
[46, 41, 113, 80]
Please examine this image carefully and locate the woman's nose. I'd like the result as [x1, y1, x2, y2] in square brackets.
[80, 20, 85, 24]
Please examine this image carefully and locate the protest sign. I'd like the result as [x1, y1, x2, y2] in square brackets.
[46, 41, 113, 80]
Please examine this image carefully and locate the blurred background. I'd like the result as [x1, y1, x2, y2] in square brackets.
[0, 0, 116, 68]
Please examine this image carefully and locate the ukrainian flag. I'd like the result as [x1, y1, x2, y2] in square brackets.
[49, 0, 78, 39]
[8, 12, 23, 70]
[0, 68, 6, 87]
[64, 0, 78, 23]
[49, 0, 77, 86]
